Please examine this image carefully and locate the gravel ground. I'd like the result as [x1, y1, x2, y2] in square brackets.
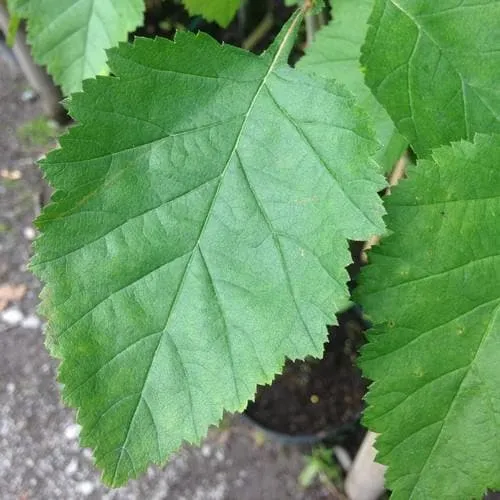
[0, 47, 336, 499]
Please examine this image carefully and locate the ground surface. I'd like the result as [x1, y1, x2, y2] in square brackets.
[0, 50, 335, 499]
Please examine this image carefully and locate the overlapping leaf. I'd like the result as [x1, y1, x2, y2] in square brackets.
[362, 0, 500, 155]
[357, 134, 500, 499]
[32, 11, 386, 485]
[8, 0, 145, 95]
[182, 0, 241, 27]
[299, 0, 406, 172]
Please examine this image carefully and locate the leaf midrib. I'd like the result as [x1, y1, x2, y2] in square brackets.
[386, 0, 476, 142]
[110, 12, 304, 485]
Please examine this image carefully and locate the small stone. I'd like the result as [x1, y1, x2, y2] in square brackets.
[75, 481, 95, 496]
[6, 382, 15, 394]
[21, 315, 41, 329]
[64, 424, 81, 440]
[0, 283, 27, 310]
[0, 168, 21, 180]
[25, 458, 34, 467]
[23, 227, 36, 240]
[215, 449, 224, 462]
[21, 88, 36, 102]
[1, 307, 23, 325]
[201, 445, 211, 457]
[0, 420, 10, 436]
[64, 458, 78, 476]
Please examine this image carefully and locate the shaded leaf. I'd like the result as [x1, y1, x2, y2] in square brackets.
[357, 134, 500, 499]
[299, 0, 406, 173]
[8, 0, 145, 95]
[182, 0, 241, 27]
[362, 0, 500, 155]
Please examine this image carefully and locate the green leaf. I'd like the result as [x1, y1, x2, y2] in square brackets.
[9, 0, 145, 95]
[182, 0, 241, 27]
[362, 0, 500, 156]
[298, 0, 406, 173]
[32, 12, 386, 486]
[6, 13, 21, 47]
[357, 134, 500, 499]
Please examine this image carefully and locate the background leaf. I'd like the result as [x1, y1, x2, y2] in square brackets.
[6, 11, 21, 47]
[357, 134, 500, 499]
[362, 0, 500, 156]
[298, 0, 406, 173]
[32, 13, 386, 486]
[182, 0, 241, 27]
[8, 0, 145, 95]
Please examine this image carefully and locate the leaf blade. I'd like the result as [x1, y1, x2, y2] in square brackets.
[298, 0, 407, 173]
[361, 0, 500, 155]
[182, 0, 241, 27]
[10, 0, 145, 95]
[357, 134, 500, 499]
[33, 20, 386, 485]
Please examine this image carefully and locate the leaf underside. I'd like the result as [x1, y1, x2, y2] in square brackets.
[182, 0, 241, 27]
[362, 0, 500, 156]
[32, 13, 386, 486]
[357, 134, 500, 499]
[9, 0, 145, 95]
[298, 0, 406, 173]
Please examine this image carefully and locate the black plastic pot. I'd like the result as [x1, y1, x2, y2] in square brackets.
[242, 408, 363, 446]
[242, 307, 368, 448]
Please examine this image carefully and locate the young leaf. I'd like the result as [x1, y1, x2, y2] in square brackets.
[32, 10, 386, 486]
[8, 0, 145, 95]
[362, 0, 500, 156]
[357, 134, 500, 499]
[182, 0, 241, 27]
[298, 0, 406, 173]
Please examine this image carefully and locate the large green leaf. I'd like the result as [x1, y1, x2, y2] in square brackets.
[362, 0, 500, 156]
[182, 0, 241, 27]
[8, 0, 145, 95]
[298, 0, 406, 173]
[32, 10, 386, 486]
[357, 134, 500, 499]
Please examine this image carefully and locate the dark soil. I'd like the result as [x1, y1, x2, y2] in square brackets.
[246, 309, 367, 437]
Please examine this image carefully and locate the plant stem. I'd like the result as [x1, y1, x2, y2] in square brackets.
[0, 4, 66, 122]
[361, 152, 409, 261]
[242, 11, 274, 50]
